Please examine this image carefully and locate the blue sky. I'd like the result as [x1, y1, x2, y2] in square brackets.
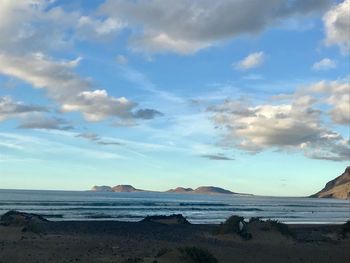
[0, 0, 349, 196]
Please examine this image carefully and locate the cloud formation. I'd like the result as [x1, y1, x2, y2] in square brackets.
[0, 96, 47, 121]
[0, 1, 120, 53]
[0, 53, 140, 122]
[77, 16, 123, 40]
[18, 115, 73, 131]
[100, 0, 332, 54]
[312, 58, 336, 70]
[323, 0, 350, 54]
[208, 80, 350, 161]
[76, 132, 122, 146]
[235, 52, 265, 70]
[200, 154, 235, 161]
[61, 90, 136, 122]
[133, 109, 164, 120]
[0, 1, 161, 123]
[309, 80, 350, 125]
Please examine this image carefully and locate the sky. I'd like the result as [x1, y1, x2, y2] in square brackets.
[0, 0, 349, 196]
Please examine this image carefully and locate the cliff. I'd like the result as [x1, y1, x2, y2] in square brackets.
[311, 167, 350, 200]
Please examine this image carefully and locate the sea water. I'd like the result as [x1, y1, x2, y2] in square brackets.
[0, 189, 349, 224]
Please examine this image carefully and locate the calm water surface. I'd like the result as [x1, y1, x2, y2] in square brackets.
[0, 189, 349, 224]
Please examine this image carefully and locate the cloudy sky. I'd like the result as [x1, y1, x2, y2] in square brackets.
[0, 0, 349, 196]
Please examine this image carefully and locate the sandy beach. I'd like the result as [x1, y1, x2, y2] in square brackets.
[0, 212, 349, 263]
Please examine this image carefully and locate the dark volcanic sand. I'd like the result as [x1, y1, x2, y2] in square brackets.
[0, 220, 349, 263]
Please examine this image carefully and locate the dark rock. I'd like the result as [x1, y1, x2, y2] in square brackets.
[141, 214, 190, 225]
[1, 210, 48, 226]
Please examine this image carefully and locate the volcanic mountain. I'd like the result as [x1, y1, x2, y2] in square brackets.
[311, 167, 350, 200]
[91, 185, 143, 192]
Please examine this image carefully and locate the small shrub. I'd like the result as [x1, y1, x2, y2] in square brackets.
[178, 247, 218, 263]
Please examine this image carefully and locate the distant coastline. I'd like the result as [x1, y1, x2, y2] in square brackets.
[90, 184, 252, 196]
[90, 167, 350, 199]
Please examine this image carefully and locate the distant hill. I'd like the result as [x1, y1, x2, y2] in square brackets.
[91, 185, 113, 192]
[91, 185, 238, 195]
[91, 185, 144, 193]
[166, 186, 235, 195]
[193, 186, 235, 195]
[166, 187, 194, 193]
[112, 185, 143, 192]
[311, 167, 350, 200]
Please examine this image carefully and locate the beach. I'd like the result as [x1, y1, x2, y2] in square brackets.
[0, 212, 349, 263]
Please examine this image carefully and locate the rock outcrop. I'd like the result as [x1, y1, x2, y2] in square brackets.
[1, 210, 48, 226]
[311, 167, 350, 200]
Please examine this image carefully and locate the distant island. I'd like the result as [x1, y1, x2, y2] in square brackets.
[311, 167, 350, 200]
[167, 186, 236, 195]
[91, 185, 242, 195]
[91, 185, 143, 193]
[91, 167, 350, 199]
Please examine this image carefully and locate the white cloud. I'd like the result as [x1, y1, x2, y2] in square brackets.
[235, 52, 265, 70]
[0, 53, 87, 102]
[0, 1, 75, 53]
[312, 58, 336, 70]
[208, 80, 350, 161]
[0, 0, 120, 53]
[211, 101, 322, 149]
[0, 53, 152, 122]
[131, 33, 209, 54]
[77, 16, 123, 40]
[0, 1, 163, 123]
[100, 0, 332, 54]
[310, 80, 350, 125]
[61, 90, 136, 122]
[323, 0, 350, 54]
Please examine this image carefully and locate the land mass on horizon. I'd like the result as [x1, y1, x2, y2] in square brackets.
[311, 167, 350, 200]
[90, 185, 242, 195]
[91, 167, 350, 199]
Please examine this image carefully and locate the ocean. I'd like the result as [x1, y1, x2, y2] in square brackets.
[0, 189, 349, 224]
